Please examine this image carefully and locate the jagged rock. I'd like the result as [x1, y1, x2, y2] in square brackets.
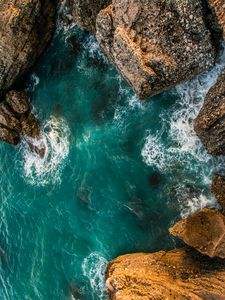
[71, 0, 111, 33]
[21, 113, 40, 139]
[207, 0, 225, 39]
[0, 0, 56, 92]
[0, 103, 21, 132]
[170, 208, 225, 259]
[96, 0, 216, 99]
[211, 175, 225, 211]
[106, 247, 225, 300]
[194, 68, 225, 155]
[0, 125, 20, 145]
[6, 90, 30, 114]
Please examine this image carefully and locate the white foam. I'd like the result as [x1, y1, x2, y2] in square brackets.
[19, 116, 70, 186]
[82, 253, 108, 300]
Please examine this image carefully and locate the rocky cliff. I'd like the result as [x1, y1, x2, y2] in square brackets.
[194, 68, 225, 156]
[71, 0, 111, 33]
[0, 0, 56, 93]
[106, 248, 225, 300]
[96, 0, 216, 99]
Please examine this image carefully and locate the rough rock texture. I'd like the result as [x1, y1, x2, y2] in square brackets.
[0, 0, 56, 92]
[194, 68, 225, 155]
[170, 208, 225, 259]
[211, 175, 225, 211]
[0, 91, 40, 144]
[207, 0, 225, 39]
[106, 247, 225, 300]
[96, 0, 216, 99]
[72, 0, 111, 33]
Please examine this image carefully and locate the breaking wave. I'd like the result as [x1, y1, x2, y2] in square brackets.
[19, 116, 70, 186]
[82, 253, 108, 300]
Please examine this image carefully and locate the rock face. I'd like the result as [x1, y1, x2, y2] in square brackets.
[106, 247, 225, 300]
[71, 0, 111, 33]
[170, 208, 225, 259]
[0, 0, 55, 93]
[0, 91, 45, 156]
[194, 68, 225, 155]
[96, 0, 216, 99]
[211, 175, 225, 211]
[207, 0, 225, 39]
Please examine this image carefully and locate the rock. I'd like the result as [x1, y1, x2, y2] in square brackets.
[71, 0, 111, 33]
[207, 0, 225, 40]
[96, 0, 216, 99]
[169, 208, 225, 259]
[6, 90, 30, 114]
[0, 0, 56, 92]
[194, 68, 225, 155]
[0, 103, 21, 132]
[21, 113, 40, 139]
[0, 125, 20, 145]
[106, 247, 225, 300]
[211, 175, 225, 211]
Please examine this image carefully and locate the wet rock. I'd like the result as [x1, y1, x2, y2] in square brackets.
[211, 175, 225, 211]
[0, 0, 56, 92]
[96, 0, 216, 99]
[207, 0, 225, 40]
[0, 103, 21, 132]
[106, 247, 225, 300]
[5, 90, 30, 114]
[71, 0, 111, 33]
[21, 113, 40, 139]
[170, 208, 225, 259]
[194, 68, 225, 155]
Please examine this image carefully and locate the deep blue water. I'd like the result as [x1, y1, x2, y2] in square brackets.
[0, 27, 224, 299]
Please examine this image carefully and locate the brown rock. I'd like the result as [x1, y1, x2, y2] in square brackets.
[211, 175, 225, 211]
[6, 90, 30, 114]
[207, 0, 225, 40]
[72, 0, 111, 33]
[170, 208, 225, 259]
[0, 125, 20, 145]
[106, 247, 225, 300]
[0, 103, 21, 132]
[0, 0, 56, 92]
[21, 113, 40, 139]
[96, 0, 216, 99]
[194, 68, 225, 155]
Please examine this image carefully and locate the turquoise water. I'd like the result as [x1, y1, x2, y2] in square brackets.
[0, 27, 224, 299]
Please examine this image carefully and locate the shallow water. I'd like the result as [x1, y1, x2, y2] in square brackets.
[0, 27, 225, 299]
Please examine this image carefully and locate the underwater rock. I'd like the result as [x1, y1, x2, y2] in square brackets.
[211, 175, 225, 212]
[71, 0, 111, 33]
[0, 0, 56, 92]
[207, 0, 225, 40]
[96, 0, 216, 99]
[194, 68, 225, 156]
[106, 247, 225, 300]
[170, 208, 225, 259]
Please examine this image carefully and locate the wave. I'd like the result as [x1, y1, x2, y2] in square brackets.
[18, 116, 70, 186]
[82, 253, 108, 300]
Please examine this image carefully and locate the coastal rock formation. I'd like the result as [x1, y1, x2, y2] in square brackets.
[106, 247, 225, 300]
[207, 0, 225, 39]
[71, 0, 111, 33]
[96, 0, 216, 99]
[194, 68, 225, 155]
[211, 175, 225, 211]
[0, 90, 45, 156]
[0, 0, 55, 92]
[170, 208, 225, 259]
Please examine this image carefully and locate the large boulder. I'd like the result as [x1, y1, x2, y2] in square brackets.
[207, 0, 225, 40]
[106, 248, 225, 300]
[170, 208, 225, 259]
[0, 0, 56, 93]
[96, 0, 216, 99]
[194, 68, 225, 156]
[71, 0, 111, 33]
[211, 175, 225, 211]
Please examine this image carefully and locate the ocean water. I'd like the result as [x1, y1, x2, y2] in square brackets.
[0, 26, 225, 300]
